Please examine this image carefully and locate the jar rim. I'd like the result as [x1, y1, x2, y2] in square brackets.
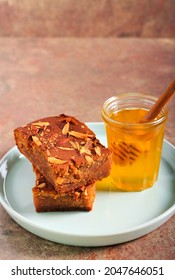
[101, 93, 168, 128]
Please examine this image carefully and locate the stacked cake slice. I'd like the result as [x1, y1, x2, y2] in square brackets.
[14, 114, 111, 212]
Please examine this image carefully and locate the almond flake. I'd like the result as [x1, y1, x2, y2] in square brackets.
[62, 122, 69, 135]
[32, 136, 42, 146]
[80, 146, 91, 155]
[48, 157, 67, 164]
[37, 183, 46, 188]
[85, 155, 94, 164]
[84, 188, 88, 196]
[58, 146, 74, 151]
[69, 130, 93, 139]
[94, 146, 101, 156]
[32, 122, 50, 127]
[70, 141, 80, 150]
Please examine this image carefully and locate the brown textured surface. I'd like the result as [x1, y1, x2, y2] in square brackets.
[0, 38, 175, 259]
[0, 0, 174, 37]
[33, 170, 96, 212]
[14, 114, 111, 191]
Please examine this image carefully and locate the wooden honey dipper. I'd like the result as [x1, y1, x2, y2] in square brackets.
[141, 78, 175, 123]
[112, 78, 175, 166]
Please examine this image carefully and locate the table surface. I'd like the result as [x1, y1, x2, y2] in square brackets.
[0, 38, 174, 260]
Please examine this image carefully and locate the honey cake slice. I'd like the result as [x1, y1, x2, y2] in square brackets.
[32, 168, 96, 212]
[14, 114, 111, 192]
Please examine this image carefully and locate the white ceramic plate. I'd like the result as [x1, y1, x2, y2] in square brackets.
[0, 123, 175, 247]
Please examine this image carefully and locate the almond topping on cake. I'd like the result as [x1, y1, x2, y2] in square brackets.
[62, 122, 69, 135]
[69, 140, 80, 150]
[94, 146, 101, 156]
[32, 136, 42, 146]
[48, 157, 67, 164]
[32, 122, 50, 127]
[84, 188, 88, 196]
[85, 155, 94, 164]
[58, 146, 74, 151]
[69, 131, 93, 139]
[80, 145, 91, 155]
[37, 183, 46, 188]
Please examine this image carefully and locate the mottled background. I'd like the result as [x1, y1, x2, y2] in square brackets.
[0, 0, 175, 260]
[0, 0, 174, 37]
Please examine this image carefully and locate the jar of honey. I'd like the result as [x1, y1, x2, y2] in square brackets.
[101, 93, 168, 191]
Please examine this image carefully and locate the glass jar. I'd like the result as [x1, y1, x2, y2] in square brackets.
[102, 93, 168, 191]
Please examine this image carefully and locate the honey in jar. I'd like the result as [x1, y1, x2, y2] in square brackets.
[102, 94, 168, 192]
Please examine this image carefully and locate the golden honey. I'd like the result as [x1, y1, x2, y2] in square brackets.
[102, 94, 168, 192]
